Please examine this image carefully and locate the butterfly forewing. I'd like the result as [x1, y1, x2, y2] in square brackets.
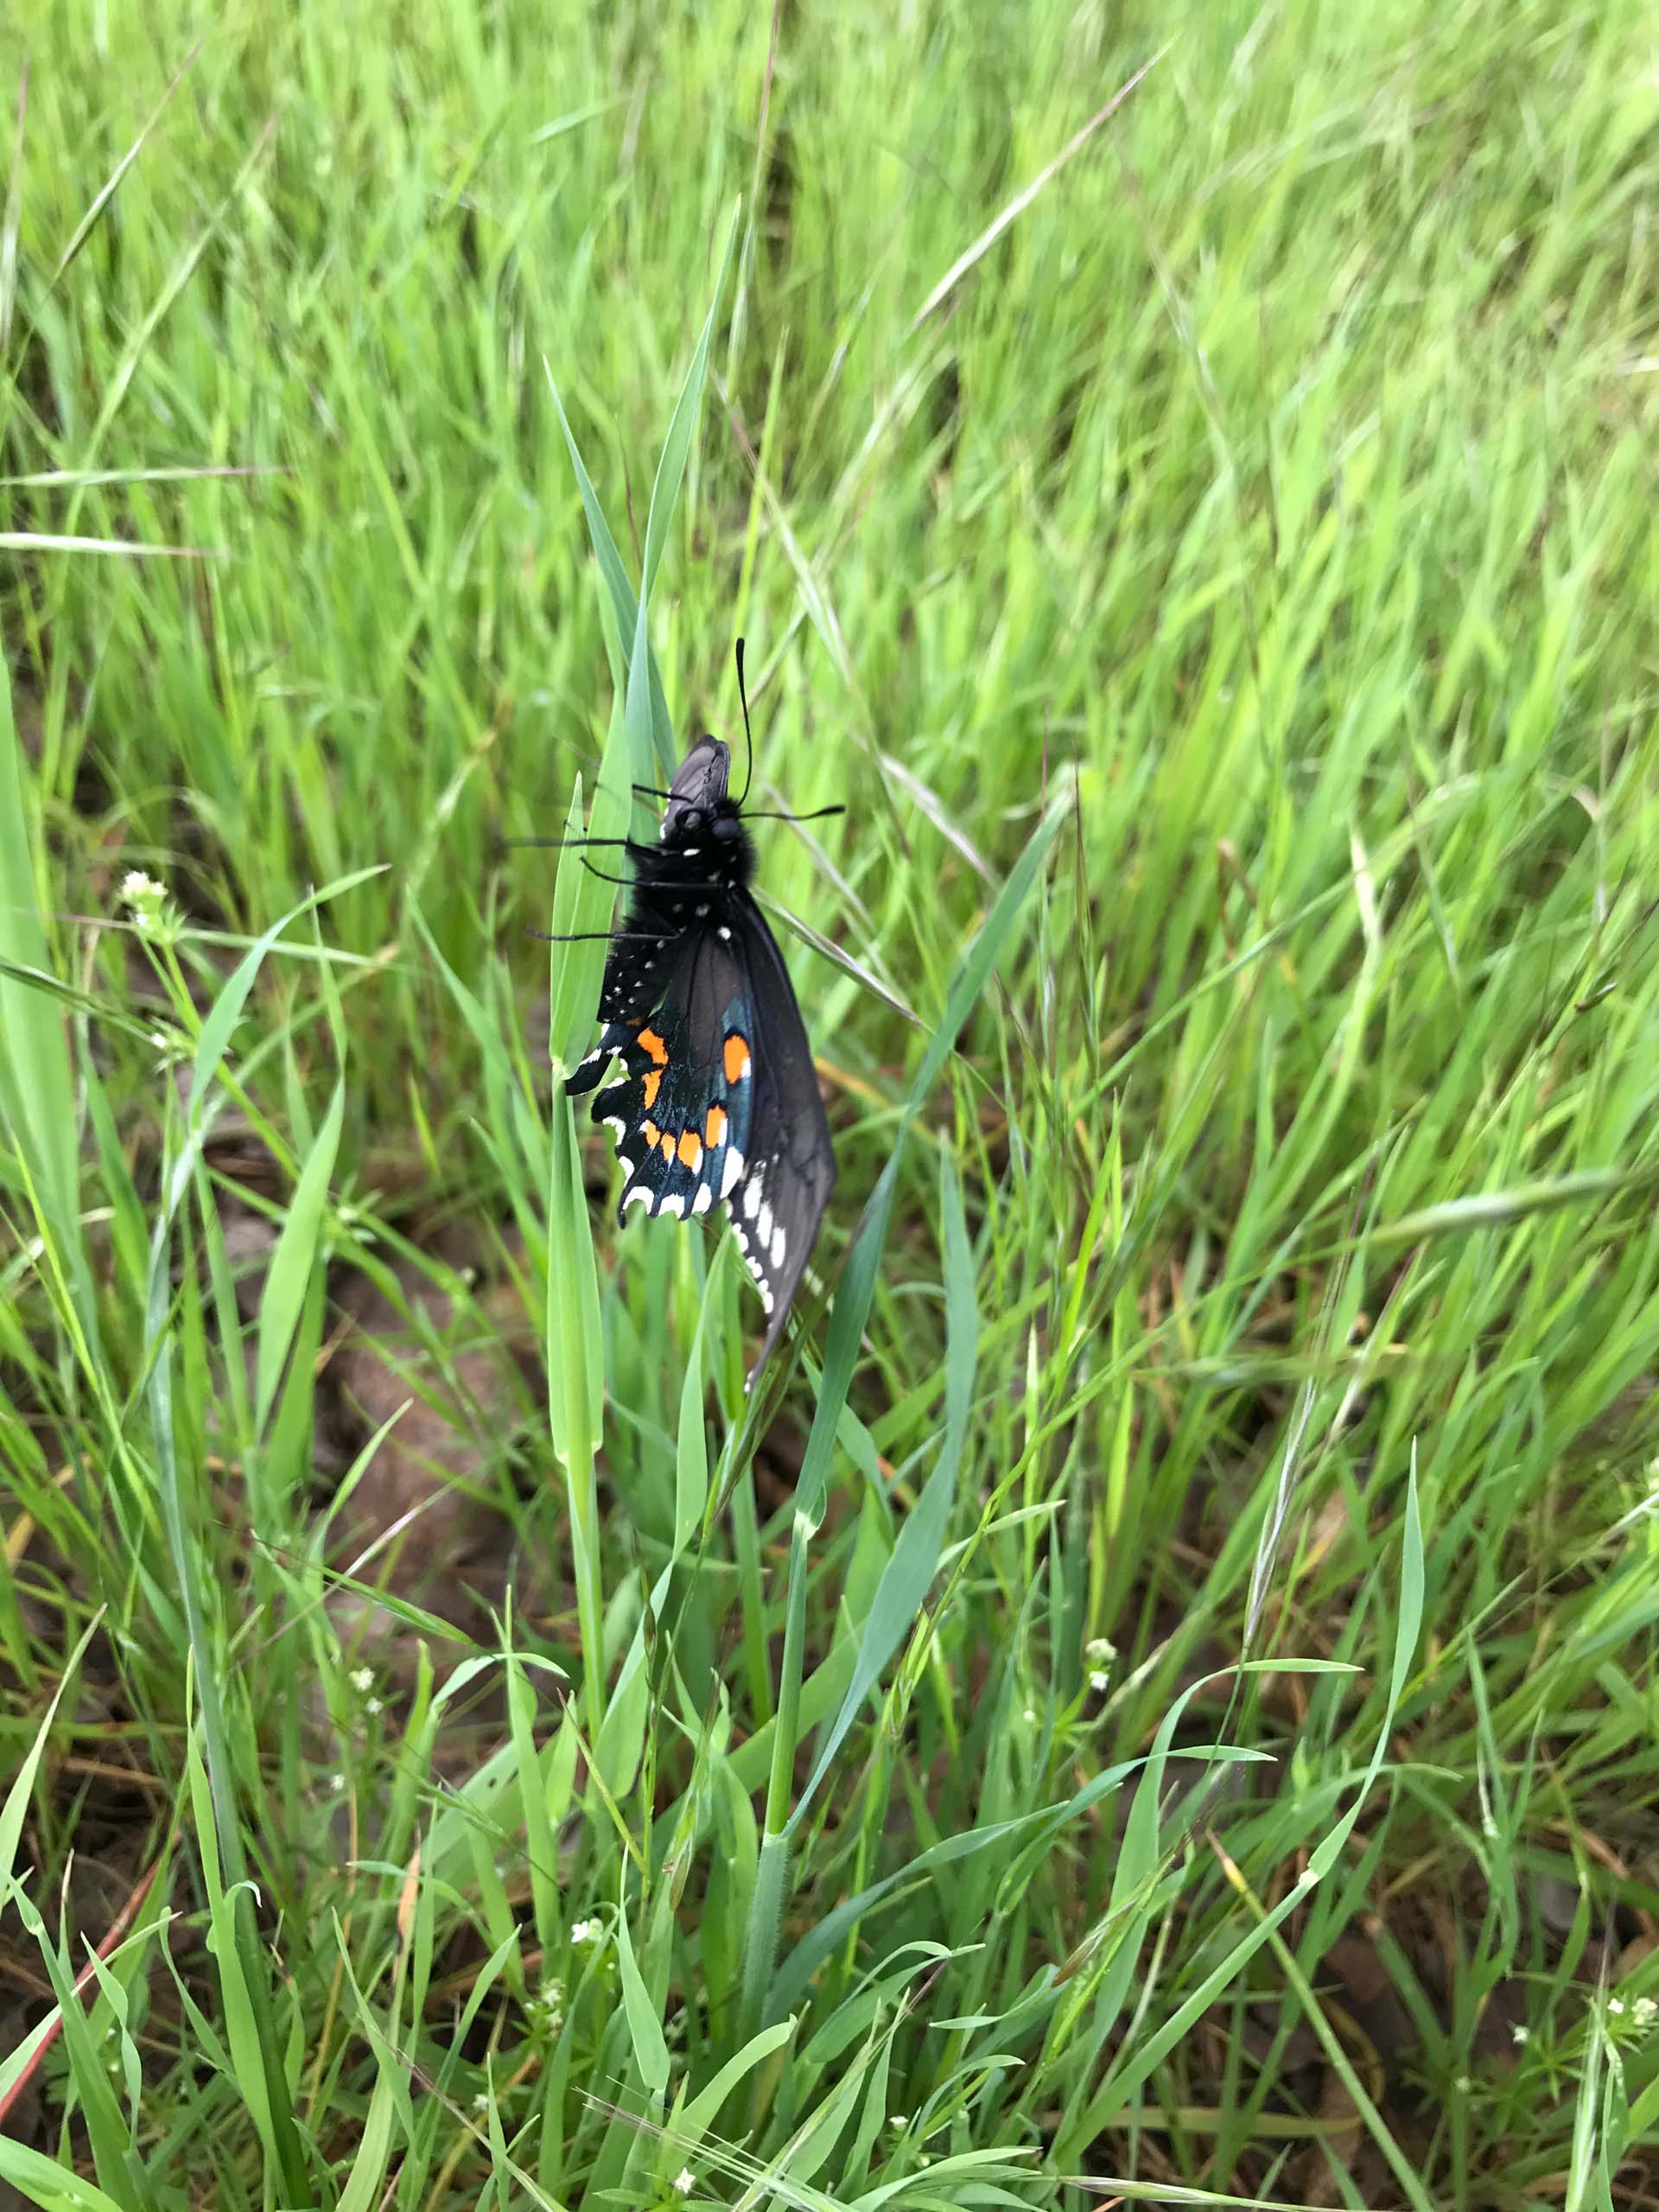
[723, 891, 836, 1363]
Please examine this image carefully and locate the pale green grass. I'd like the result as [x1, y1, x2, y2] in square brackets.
[3, 0, 1659, 2206]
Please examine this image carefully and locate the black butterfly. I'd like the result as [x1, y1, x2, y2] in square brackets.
[563, 648, 836, 1379]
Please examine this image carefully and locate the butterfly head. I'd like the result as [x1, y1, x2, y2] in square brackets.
[660, 737, 751, 877]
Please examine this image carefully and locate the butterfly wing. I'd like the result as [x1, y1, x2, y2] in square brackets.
[564, 753, 835, 1378]
[568, 927, 754, 1224]
[721, 888, 836, 1377]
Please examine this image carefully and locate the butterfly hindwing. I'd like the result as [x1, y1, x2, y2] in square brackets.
[571, 933, 757, 1226]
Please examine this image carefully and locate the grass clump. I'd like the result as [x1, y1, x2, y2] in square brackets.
[3, 1, 1659, 2206]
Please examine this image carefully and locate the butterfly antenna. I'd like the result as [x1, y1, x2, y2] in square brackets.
[734, 635, 755, 806]
[741, 804, 847, 824]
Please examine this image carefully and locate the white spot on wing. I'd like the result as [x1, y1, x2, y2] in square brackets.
[720, 1148, 744, 1200]
[658, 1193, 686, 1219]
[757, 1200, 774, 1248]
[718, 926, 731, 940]
[771, 1223, 786, 1271]
[743, 1176, 762, 1222]
[622, 1185, 652, 1213]
[604, 1116, 627, 1141]
[691, 1183, 713, 1216]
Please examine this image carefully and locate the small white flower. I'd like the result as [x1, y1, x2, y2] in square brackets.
[1084, 1636, 1116, 1663]
[570, 1917, 600, 1944]
[1610, 1997, 1625, 2016]
[1022, 1706, 1037, 1725]
[673, 2171, 695, 2197]
[1633, 1996, 1658, 2030]
[349, 1666, 373, 1693]
[1512, 2024, 1529, 2046]
[525, 1969, 566, 2035]
[329, 1771, 346, 1792]
[1454, 2073, 1471, 2093]
[472, 2091, 488, 2112]
[120, 869, 174, 941]
[365, 1695, 384, 1717]
[889, 2114, 906, 2130]
[1089, 1670, 1109, 1692]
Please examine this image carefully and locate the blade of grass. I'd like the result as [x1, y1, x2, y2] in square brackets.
[135, 879, 377, 2209]
[906, 48, 1167, 333]
[253, 1076, 344, 1432]
[615, 1891, 671, 2102]
[1065, 1467, 1425, 2143]
[0, 657, 98, 1343]
[741, 791, 1069, 2046]
[786, 1147, 975, 1834]
[50, 41, 202, 286]
[0, 2138, 130, 2212]
[0, 1611, 103, 1896]
[1212, 1836, 1436, 2212]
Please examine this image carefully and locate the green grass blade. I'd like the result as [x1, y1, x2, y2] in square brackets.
[1071, 1471, 1425, 2134]
[615, 1890, 671, 2101]
[546, 1084, 607, 1743]
[786, 1147, 976, 1833]
[185, 868, 386, 1132]
[0, 1611, 102, 1896]
[639, 201, 738, 614]
[0, 658, 96, 1340]
[253, 1075, 344, 1431]
[543, 369, 673, 768]
[0, 2137, 131, 2212]
[742, 796, 1067, 2039]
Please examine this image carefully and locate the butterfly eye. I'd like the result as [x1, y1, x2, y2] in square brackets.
[711, 813, 741, 842]
[678, 805, 705, 834]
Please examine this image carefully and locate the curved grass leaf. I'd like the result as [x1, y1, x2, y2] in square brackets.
[786, 1148, 976, 1834]
[616, 1895, 671, 2101]
[253, 1076, 343, 1432]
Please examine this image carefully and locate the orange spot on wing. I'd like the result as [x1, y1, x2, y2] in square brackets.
[638, 1027, 669, 1067]
[723, 1034, 752, 1084]
[677, 1130, 703, 1169]
[704, 1104, 728, 1147]
[641, 1119, 660, 1147]
[642, 1068, 661, 1109]
[659, 1130, 676, 1161]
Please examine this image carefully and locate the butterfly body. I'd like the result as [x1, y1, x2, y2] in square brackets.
[566, 734, 836, 1376]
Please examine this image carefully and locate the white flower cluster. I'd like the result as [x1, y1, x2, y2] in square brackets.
[120, 868, 179, 945]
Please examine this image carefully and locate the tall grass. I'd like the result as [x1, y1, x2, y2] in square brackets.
[3, 0, 1659, 2204]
